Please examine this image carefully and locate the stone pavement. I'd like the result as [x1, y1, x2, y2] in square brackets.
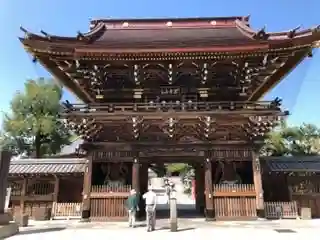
[6, 225, 320, 240]
[5, 219, 320, 239]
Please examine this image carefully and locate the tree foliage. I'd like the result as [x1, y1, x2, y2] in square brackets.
[261, 121, 320, 156]
[1, 78, 71, 158]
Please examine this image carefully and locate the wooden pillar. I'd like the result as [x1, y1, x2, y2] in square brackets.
[0, 150, 12, 224]
[195, 165, 201, 212]
[53, 175, 60, 203]
[20, 177, 27, 215]
[132, 158, 140, 193]
[252, 150, 265, 218]
[132, 157, 141, 218]
[139, 163, 148, 219]
[82, 153, 93, 220]
[204, 158, 214, 220]
[50, 175, 60, 220]
[195, 164, 205, 215]
[0, 151, 11, 213]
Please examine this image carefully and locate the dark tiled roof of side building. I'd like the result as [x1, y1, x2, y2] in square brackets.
[262, 156, 320, 172]
[9, 158, 88, 175]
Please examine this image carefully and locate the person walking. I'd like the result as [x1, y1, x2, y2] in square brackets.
[142, 186, 157, 232]
[126, 189, 139, 228]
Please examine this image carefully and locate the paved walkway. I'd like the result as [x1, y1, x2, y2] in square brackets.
[7, 226, 320, 240]
[6, 219, 320, 239]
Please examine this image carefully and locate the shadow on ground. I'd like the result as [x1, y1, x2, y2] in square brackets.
[156, 206, 203, 219]
[157, 226, 195, 232]
[17, 227, 66, 236]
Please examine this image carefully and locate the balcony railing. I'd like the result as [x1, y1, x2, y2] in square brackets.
[62, 100, 284, 114]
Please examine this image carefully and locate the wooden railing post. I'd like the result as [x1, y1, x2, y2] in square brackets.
[252, 150, 265, 218]
[204, 157, 214, 220]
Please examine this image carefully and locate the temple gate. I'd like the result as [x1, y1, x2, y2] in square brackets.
[19, 16, 320, 221]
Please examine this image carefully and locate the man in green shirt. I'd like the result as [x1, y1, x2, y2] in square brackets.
[126, 189, 139, 228]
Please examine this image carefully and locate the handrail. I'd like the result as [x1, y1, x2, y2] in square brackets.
[62, 100, 282, 113]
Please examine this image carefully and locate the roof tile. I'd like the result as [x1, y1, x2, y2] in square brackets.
[263, 156, 320, 172]
[9, 158, 87, 175]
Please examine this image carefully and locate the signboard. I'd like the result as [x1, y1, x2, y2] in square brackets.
[4, 187, 11, 211]
[210, 148, 252, 160]
[160, 87, 180, 95]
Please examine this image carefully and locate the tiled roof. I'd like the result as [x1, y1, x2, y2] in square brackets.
[9, 158, 88, 175]
[263, 156, 320, 172]
[56, 138, 84, 156]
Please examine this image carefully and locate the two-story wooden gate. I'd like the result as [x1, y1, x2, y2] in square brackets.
[213, 184, 257, 220]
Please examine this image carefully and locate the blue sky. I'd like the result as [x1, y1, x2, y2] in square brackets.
[0, 0, 320, 126]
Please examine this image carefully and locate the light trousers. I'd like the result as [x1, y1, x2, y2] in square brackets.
[146, 205, 156, 231]
[128, 210, 136, 227]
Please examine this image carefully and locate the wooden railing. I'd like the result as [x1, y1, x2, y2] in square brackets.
[214, 197, 257, 219]
[213, 184, 256, 197]
[264, 201, 298, 219]
[90, 197, 127, 221]
[63, 101, 281, 114]
[213, 184, 257, 219]
[90, 185, 131, 220]
[91, 185, 131, 193]
[51, 202, 83, 220]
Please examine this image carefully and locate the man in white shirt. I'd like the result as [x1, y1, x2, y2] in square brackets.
[142, 186, 157, 231]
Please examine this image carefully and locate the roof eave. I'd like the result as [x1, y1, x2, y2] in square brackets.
[19, 40, 94, 103]
[90, 16, 249, 25]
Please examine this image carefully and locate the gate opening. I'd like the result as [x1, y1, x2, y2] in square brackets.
[150, 163, 199, 219]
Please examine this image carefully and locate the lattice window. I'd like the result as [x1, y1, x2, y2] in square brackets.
[27, 181, 55, 195]
[290, 179, 320, 194]
[9, 181, 22, 196]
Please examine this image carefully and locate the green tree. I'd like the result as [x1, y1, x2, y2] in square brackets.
[1, 78, 71, 158]
[287, 123, 320, 155]
[261, 121, 320, 156]
[260, 121, 290, 156]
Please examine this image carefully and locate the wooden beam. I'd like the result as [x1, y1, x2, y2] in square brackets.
[91, 156, 252, 163]
[63, 109, 284, 119]
[248, 50, 309, 101]
[75, 43, 269, 55]
[37, 56, 94, 103]
[83, 140, 250, 148]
